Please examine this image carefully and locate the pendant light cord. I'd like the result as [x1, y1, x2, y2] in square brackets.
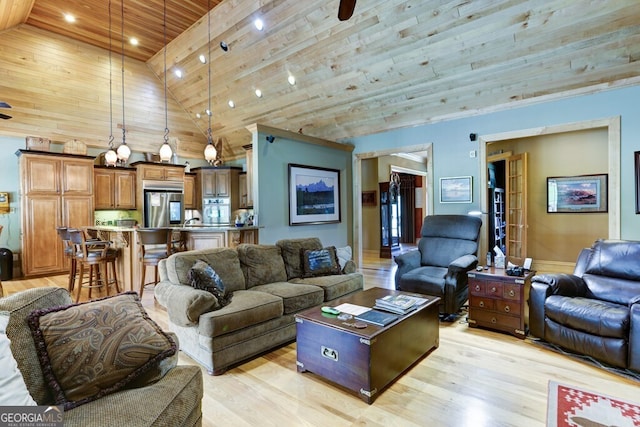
[207, 0, 212, 144]
[163, 0, 169, 144]
[108, 0, 114, 148]
[121, 0, 126, 145]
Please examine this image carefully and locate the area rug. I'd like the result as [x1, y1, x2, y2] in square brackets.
[547, 381, 640, 427]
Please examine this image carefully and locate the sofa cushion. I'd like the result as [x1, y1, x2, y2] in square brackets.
[0, 312, 36, 406]
[399, 266, 448, 294]
[187, 260, 232, 309]
[198, 290, 283, 338]
[303, 247, 341, 277]
[276, 238, 323, 280]
[27, 292, 177, 410]
[0, 287, 72, 405]
[545, 295, 629, 338]
[290, 272, 364, 301]
[237, 244, 287, 288]
[164, 248, 246, 293]
[250, 282, 324, 314]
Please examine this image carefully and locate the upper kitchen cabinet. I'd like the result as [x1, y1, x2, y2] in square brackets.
[134, 163, 185, 182]
[94, 167, 136, 210]
[17, 150, 95, 277]
[184, 173, 196, 209]
[195, 167, 241, 199]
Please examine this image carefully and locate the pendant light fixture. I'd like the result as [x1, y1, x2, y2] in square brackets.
[104, 0, 118, 167]
[159, 0, 173, 163]
[203, 0, 217, 165]
[117, 0, 131, 164]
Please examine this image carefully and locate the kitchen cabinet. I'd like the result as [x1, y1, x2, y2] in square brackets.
[227, 228, 258, 248]
[243, 145, 254, 208]
[194, 167, 241, 211]
[18, 151, 94, 277]
[94, 167, 136, 210]
[136, 163, 185, 182]
[238, 173, 248, 208]
[186, 231, 226, 251]
[184, 173, 196, 209]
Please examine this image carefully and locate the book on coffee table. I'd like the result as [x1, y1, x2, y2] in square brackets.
[355, 309, 399, 326]
[374, 294, 428, 315]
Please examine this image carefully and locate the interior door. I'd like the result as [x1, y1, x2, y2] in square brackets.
[505, 153, 528, 266]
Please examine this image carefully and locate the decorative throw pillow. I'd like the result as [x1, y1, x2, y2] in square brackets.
[302, 246, 341, 277]
[27, 292, 176, 410]
[0, 312, 37, 406]
[335, 246, 352, 272]
[188, 260, 232, 308]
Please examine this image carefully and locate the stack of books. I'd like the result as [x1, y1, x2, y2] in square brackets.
[373, 294, 428, 315]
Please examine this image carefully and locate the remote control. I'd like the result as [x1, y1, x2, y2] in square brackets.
[321, 306, 340, 315]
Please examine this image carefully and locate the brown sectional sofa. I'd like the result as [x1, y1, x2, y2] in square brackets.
[154, 238, 364, 375]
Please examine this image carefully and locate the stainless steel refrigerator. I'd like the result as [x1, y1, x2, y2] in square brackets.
[143, 181, 185, 228]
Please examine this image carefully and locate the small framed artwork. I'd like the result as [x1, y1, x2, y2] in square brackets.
[547, 174, 608, 213]
[288, 164, 341, 225]
[635, 151, 640, 214]
[440, 176, 472, 203]
[362, 190, 376, 207]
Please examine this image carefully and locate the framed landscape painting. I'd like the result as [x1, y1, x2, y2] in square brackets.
[440, 176, 472, 203]
[547, 174, 608, 213]
[288, 164, 341, 225]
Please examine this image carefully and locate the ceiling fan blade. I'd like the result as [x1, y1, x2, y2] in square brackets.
[338, 0, 356, 21]
[0, 101, 11, 109]
[0, 113, 12, 120]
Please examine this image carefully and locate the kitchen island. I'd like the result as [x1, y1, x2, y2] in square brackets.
[88, 225, 260, 294]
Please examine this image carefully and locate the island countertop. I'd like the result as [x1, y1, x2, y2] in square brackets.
[90, 225, 260, 232]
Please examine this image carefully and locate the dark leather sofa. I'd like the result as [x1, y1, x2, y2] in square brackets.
[529, 239, 640, 373]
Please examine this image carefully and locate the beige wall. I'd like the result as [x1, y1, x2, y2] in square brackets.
[488, 128, 608, 263]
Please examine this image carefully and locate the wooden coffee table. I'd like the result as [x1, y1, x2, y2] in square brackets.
[295, 287, 440, 403]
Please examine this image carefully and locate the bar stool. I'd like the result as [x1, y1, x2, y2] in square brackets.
[55, 227, 77, 292]
[69, 229, 120, 302]
[137, 228, 172, 299]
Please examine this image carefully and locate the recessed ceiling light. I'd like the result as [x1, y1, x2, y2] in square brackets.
[205, 109, 212, 116]
[288, 75, 296, 85]
[255, 89, 262, 98]
[199, 54, 206, 64]
[254, 19, 264, 31]
[174, 69, 183, 78]
[196, 113, 201, 118]
[228, 100, 235, 108]
[129, 37, 139, 46]
[64, 13, 76, 23]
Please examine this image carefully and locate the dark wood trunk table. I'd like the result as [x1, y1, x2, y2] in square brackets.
[295, 287, 440, 403]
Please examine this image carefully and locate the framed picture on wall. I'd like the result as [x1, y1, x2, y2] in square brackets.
[635, 151, 640, 214]
[547, 174, 608, 213]
[440, 176, 472, 203]
[288, 164, 341, 225]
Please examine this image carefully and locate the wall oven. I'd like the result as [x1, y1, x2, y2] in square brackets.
[203, 198, 231, 225]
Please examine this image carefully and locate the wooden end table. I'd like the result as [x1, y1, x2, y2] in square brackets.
[467, 267, 535, 339]
[295, 287, 440, 404]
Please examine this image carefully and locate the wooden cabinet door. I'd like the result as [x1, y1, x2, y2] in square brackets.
[140, 165, 165, 180]
[23, 196, 64, 276]
[506, 153, 528, 266]
[114, 170, 136, 209]
[164, 167, 184, 181]
[238, 174, 247, 208]
[23, 156, 60, 194]
[62, 160, 93, 195]
[187, 232, 225, 250]
[94, 169, 115, 209]
[201, 171, 216, 197]
[184, 174, 196, 209]
[215, 170, 231, 197]
[245, 148, 253, 207]
[62, 196, 94, 228]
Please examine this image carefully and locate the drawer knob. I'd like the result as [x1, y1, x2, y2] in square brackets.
[490, 287, 497, 293]
[508, 290, 515, 297]
[504, 306, 510, 313]
[475, 285, 481, 292]
[479, 301, 485, 308]
[491, 317, 497, 324]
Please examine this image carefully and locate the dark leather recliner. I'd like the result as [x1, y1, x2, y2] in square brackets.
[529, 239, 640, 373]
[394, 215, 482, 316]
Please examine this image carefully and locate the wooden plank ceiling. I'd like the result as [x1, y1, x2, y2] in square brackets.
[1, 0, 640, 159]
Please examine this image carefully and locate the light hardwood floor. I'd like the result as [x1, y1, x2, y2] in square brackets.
[4, 250, 638, 427]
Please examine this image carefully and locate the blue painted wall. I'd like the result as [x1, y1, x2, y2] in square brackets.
[346, 85, 640, 240]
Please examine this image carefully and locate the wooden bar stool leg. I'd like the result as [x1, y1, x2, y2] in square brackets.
[104, 262, 110, 297]
[139, 264, 146, 299]
[75, 264, 85, 303]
